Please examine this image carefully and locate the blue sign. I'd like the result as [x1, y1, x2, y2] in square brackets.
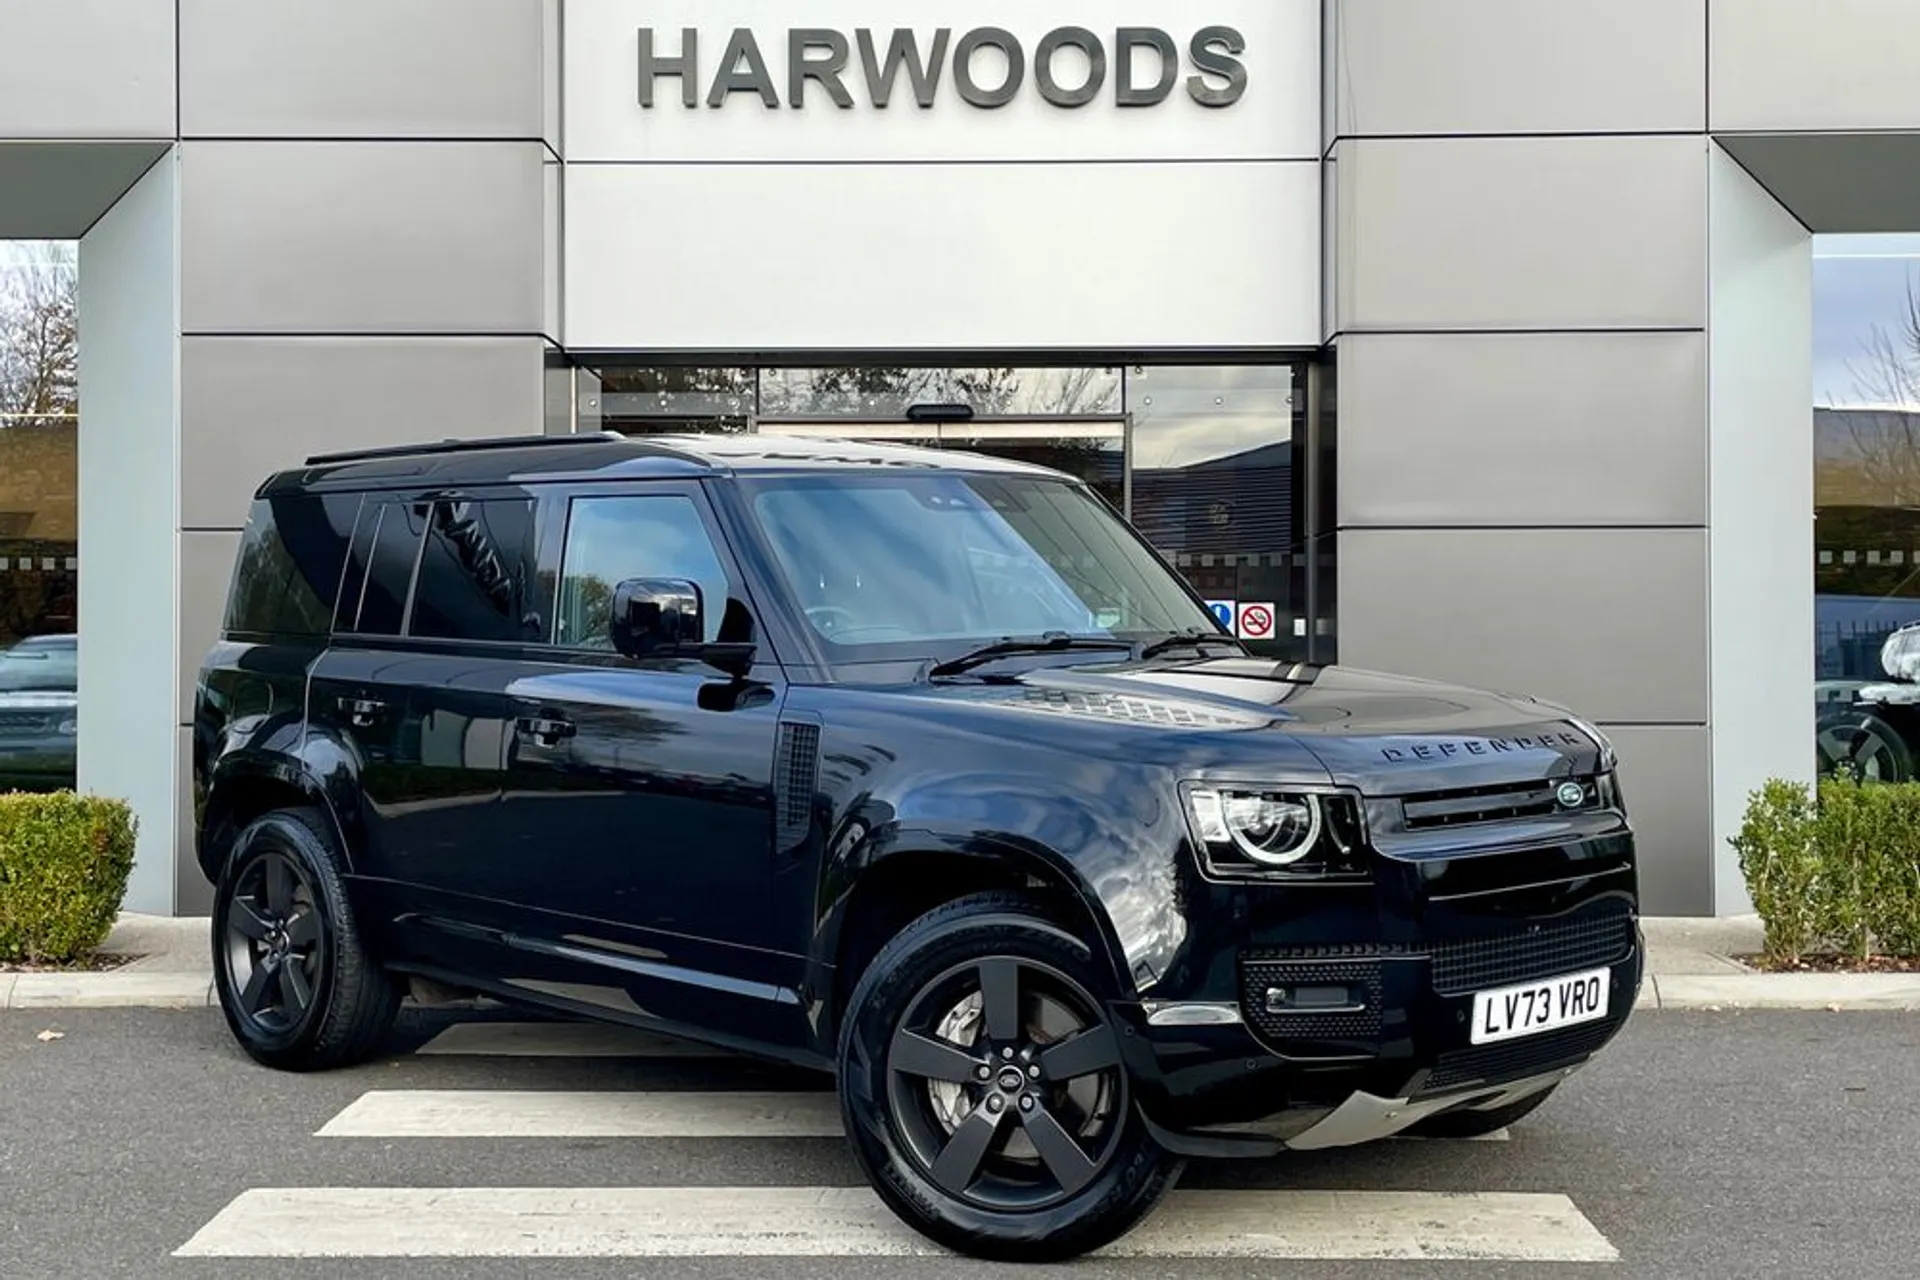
[1205, 600, 1235, 630]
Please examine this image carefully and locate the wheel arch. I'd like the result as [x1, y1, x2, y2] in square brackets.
[197, 755, 350, 885]
[818, 834, 1136, 1050]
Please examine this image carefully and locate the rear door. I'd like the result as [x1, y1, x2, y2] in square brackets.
[305, 484, 549, 944]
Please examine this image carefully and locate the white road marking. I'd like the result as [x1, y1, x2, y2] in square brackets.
[173, 1186, 1618, 1261]
[320, 1087, 1516, 1144]
[315, 1090, 843, 1138]
[415, 1021, 727, 1058]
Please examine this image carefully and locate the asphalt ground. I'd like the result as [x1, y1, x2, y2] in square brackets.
[2, 1003, 1916, 1279]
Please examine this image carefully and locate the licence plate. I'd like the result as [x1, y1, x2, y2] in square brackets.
[1469, 967, 1610, 1045]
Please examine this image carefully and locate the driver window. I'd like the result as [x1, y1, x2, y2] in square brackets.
[555, 494, 730, 648]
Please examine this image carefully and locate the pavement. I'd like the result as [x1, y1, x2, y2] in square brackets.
[6, 910, 1920, 1011]
[4, 1002, 1916, 1276]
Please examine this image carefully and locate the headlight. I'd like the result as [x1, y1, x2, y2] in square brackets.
[1184, 785, 1366, 879]
[1190, 788, 1322, 865]
[56, 717, 76, 736]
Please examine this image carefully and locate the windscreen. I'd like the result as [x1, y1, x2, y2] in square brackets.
[0, 643, 76, 692]
[739, 471, 1219, 657]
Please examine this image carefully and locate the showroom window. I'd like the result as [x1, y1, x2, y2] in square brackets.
[1814, 235, 1920, 780]
[0, 241, 78, 793]
[587, 359, 1332, 662]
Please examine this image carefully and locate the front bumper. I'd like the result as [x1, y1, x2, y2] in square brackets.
[1113, 902, 1645, 1158]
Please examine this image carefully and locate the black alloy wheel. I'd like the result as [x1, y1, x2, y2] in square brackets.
[211, 807, 401, 1071]
[222, 846, 324, 1032]
[837, 891, 1181, 1262]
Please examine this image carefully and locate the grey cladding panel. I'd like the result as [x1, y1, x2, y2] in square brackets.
[1338, 331, 1707, 527]
[0, 1, 175, 140]
[1335, 527, 1709, 725]
[181, 0, 548, 139]
[180, 337, 553, 529]
[1600, 725, 1712, 916]
[1332, 0, 1705, 137]
[180, 141, 550, 335]
[1334, 135, 1708, 333]
[1712, 0, 1920, 133]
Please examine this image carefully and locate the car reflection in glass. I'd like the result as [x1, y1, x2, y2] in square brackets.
[0, 633, 78, 792]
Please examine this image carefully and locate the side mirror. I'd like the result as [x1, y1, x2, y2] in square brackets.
[610, 578, 703, 659]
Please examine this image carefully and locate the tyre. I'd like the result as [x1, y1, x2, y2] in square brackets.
[1404, 1083, 1557, 1140]
[835, 891, 1182, 1262]
[211, 806, 401, 1071]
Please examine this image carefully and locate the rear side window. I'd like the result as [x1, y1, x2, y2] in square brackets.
[334, 499, 421, 637]
[223, 494, 356, 638]
[408, 495, 544, 643]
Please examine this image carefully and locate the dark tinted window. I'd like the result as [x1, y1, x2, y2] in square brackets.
[557, 495, 730, 647]
[334, 499, 422, 637]
[408, 495, 543, 643]
[223, 495, 355, 638]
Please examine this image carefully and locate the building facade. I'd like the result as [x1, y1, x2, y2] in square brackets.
[8, 0, 1913, 918]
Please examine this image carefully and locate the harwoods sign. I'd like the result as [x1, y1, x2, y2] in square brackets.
[638, 25, 1250, 110]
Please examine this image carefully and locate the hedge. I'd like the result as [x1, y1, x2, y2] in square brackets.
[0, 792, 138, 964]
[1732, 776, 1920, 965]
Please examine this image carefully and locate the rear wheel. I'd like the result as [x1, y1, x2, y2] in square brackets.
[836, 891, 1181, 1262]
[1404, 1084, 1557, 1139]
[211, 807, 401, 1071]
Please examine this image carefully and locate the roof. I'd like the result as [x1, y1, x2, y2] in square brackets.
[264, 431, 1063, 496]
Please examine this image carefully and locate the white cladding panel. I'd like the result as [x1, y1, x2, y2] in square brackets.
[563, 0, 1320, 162]
[562, 1, 1321, 350]
[565, 159, 1319, 351]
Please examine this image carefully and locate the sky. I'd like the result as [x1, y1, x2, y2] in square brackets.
[1814, 234, 1920, 409]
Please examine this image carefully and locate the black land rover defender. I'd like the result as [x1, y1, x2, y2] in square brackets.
[194, 432, 1642, 1262]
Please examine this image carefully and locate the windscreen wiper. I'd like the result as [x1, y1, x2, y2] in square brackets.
[926, 632, 1135, 678]
[1136, 628, 1245, 661]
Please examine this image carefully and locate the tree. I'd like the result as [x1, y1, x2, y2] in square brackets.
[0, 242, 78, 420]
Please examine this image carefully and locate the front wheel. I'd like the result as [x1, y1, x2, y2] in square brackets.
[836, 892, 1182, 1262]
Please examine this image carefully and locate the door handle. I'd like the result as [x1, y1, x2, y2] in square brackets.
[515, 714, 575, 746]
[337, 696, 386, 728]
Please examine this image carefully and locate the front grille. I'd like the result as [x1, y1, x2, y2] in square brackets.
[1420, 1017, 1620, 1093]
[1239, 958, 1383, 1046]
[1401, 775, 1604, 830]
[1430, 905, 1635, 995]
[0, 711, 54, 732]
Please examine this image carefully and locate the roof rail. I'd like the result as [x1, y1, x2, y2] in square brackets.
[303, 431, 629, 467]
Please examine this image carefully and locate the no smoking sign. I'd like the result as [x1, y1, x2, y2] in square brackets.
[1235, 601, 1276, 641]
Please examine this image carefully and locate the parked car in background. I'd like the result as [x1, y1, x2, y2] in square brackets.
[0, 632, 77, 791]
[195, 434, 1643, 1262]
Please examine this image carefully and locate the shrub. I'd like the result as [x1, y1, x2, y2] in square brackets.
[1733, 776, 1920, 965]
[0, 792, 138, 964]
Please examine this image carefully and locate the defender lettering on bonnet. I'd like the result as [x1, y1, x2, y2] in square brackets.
[638, 25, 1249, 110]
[195, 432, 1640, 1264]
[1378, 731, 1592, 762]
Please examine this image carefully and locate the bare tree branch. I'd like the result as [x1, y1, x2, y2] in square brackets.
[0, 242, 78, 420]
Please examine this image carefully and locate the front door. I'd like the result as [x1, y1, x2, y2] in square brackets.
[492, 478, 797, 1047]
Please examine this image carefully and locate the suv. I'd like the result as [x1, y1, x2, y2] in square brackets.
[194, 432, 1642, 1262]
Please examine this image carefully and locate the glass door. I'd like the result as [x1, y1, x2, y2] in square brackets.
[750, 413, 1130, 517]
